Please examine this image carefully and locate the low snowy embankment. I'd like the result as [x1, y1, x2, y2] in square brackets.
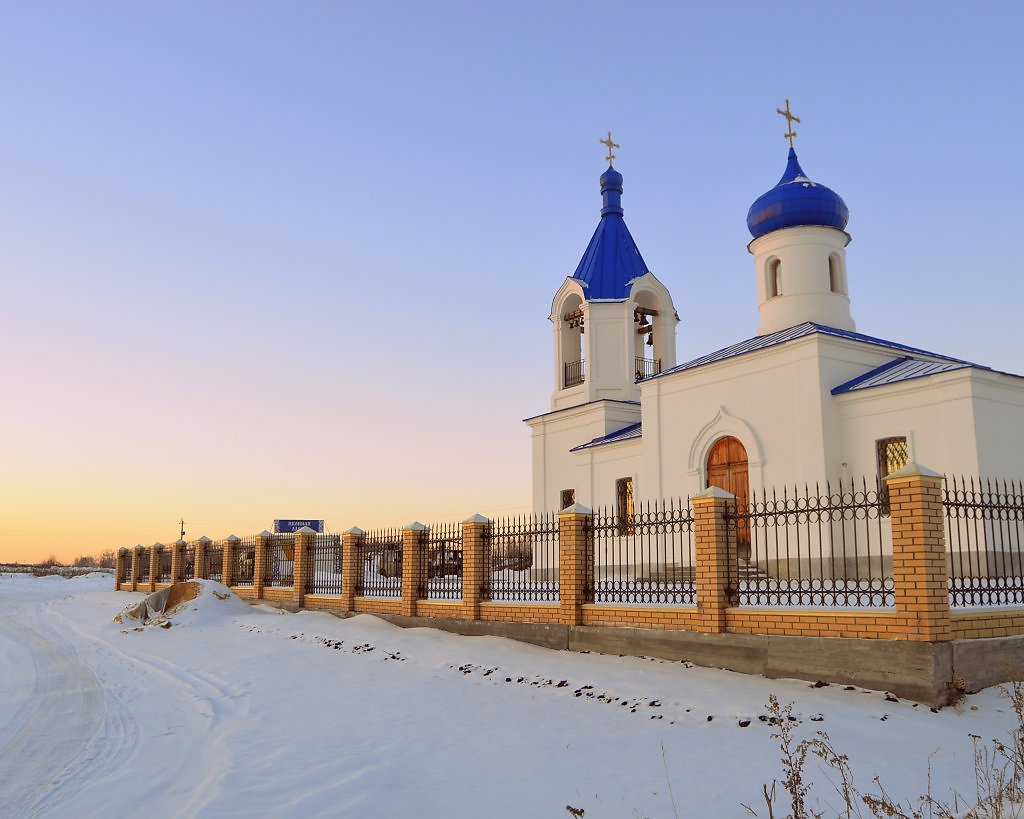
[0, 572, 1018, 817]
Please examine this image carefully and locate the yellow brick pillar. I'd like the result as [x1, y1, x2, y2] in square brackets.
[692, 486, 738, 634]
[223, 535, 240, 587]
[886, 463, 952, 642]
[131, 545, 144, 591]
[293, 527, 316, 606]
[558, 504, 593, 626]
[147, 544, 161, 592]
[461, 514, 491, 620]
[341, 528, 365, 611]
[114, 547, 127, 590]
[170, 539, 185, 583]
[401, 522, 427, 617]
[254, 530, 275, 598]
[194, 536, 210, 580]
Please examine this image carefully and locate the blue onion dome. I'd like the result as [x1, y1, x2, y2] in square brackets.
[747, 148, 849, 239]
[599, 165, 624, 216]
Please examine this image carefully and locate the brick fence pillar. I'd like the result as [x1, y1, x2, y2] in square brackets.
[131, 545, 143, 591]
[223, 535, 240, 587]
[115, 547, 127, 590]
[195, 536, 210, 580]
[147, 544, 161, 592]
[401, 522, 427, 617]
[170, 539, 186, 583]
[558, 504, 593, 626]
[341, 528, 364, 611]
[886, 463, 952, 642]
[461, 514, 491, 620]
[254, 530, 272, 598]
[693, 486, 737, 634]
[293, 527, 316, 606]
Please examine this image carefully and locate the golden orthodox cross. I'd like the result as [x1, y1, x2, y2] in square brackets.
[600, 131, 620, 164]
[776, 99, 800, 148]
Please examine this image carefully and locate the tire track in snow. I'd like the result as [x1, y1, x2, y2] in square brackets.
[0, 597, 140, 818]
[50, 606, 252, 817]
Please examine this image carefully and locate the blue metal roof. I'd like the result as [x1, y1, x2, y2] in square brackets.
[747, 148, 849, 239]
[653, 322, 979, 381]
[570, 421, 642, 452]
[831, 357, 973, 395]
[570, 165, 650, 300]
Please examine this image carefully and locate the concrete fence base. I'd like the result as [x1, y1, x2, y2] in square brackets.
[249, 597, 1022, 707]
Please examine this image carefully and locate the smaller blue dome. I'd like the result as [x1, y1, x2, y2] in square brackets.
[599, 165, 623, 216]
[747, 148, 849, 239]
[600, 165, 623, 188]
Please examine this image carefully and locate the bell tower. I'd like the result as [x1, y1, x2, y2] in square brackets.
[549, 138, 678, 410]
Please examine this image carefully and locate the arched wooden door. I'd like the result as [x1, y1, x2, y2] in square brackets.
[706, 436, 750, 557]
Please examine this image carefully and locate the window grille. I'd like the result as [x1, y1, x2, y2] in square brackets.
[876, 436, 910, 514]
[616, 477, 634, 535]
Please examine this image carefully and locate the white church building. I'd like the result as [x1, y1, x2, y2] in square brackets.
[525, 130, 1024, 519]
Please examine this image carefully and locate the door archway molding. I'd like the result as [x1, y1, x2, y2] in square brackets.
[687, 405, 765, 491]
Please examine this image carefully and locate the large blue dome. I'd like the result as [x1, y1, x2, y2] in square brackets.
[747, 148, 849, 239]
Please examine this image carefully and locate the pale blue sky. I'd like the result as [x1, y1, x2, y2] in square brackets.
[3, 2, 1022, 558]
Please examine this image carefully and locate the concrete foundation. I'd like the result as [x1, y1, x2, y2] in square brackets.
[253, 598, 1024, 706]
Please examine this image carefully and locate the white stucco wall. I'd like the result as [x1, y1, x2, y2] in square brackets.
[572, 439, 644, 514]
[969, 372, 1024, 480]
[748, 225, 855, 334]
[640, 334, 880, 499]
[526, 399, 641, 513]
[531, 330, 1024, 515]
[834, 371, 980, 481]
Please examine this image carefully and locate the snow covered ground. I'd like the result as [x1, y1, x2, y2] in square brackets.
[0, 573, 1019, 818]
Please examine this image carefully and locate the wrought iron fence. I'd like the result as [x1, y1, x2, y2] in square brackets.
[727, 479, 894, 607]
[485, 513, 560, 602]
[358, 529, 402, 598]
[305, 534, 343, 595]
[137, 550, 151, 583]
[233, 537, 257, 587]
[590, 498, 695, 605]
[945, 476, 1024, 607]
[181, 545, 196, 581]
[564, 358, 585, 388]
[262, 535, 294, 588]
[156, 547, 172, 583]
[205, 544, 224, 583]
[420, 522, 463, 600]
[633, 356, 662, 381]
[119, 558, 132, 584]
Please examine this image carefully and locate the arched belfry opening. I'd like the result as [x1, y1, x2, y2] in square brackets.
[559, 293, 585, 389]
[632, 290, 663, 381]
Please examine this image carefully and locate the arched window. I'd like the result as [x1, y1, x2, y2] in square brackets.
[828, 255, 842, 293]
[766, 258, 782, 298]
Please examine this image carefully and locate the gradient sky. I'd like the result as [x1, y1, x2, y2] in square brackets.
[3, 2, 1023, 562]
